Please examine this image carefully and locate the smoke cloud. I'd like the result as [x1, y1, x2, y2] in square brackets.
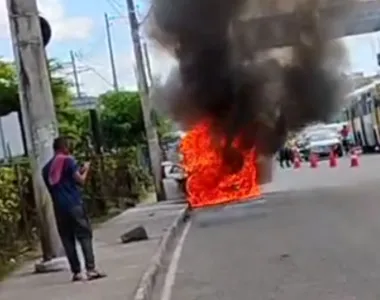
[146, 0, 350, 171]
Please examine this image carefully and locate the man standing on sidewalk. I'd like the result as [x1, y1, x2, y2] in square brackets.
[42, 137, 106, 282]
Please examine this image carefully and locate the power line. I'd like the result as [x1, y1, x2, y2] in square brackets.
[105, 0, 125, 18]
[87, 67, 115, 88]
[62, 66, 91, 76]
[105, 0, 150, 26]
[74, 53, 114, 88]
[75, 32, 107, 62]
[110, 0, 125, 11]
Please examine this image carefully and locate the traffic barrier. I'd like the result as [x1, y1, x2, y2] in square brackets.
[309, 153, 318, 168]
[329, 150, 337, 168]
[350, 149, 359, 168]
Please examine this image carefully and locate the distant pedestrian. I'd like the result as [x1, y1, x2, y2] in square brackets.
[42, 137, 106, 282]
[340, 125, 350, 154]
[279, 145, 292, 168]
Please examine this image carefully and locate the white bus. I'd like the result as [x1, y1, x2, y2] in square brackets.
[342, 80, 380, 152]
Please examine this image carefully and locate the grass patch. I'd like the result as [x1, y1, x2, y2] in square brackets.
[0, 246, 39, 282]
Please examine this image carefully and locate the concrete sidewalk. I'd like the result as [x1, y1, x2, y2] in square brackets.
[0, 200, 186, 300]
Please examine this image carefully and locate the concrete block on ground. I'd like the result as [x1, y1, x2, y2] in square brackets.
[34, 257, 67, 273]
[120, 226, 149, 244]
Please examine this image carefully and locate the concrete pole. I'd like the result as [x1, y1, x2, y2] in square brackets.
[70, 50, 81, 98]
[6, 0, 66, 271]
[70, 51, 107, 212]
[142, 42, 153, 86]
[126, 0, 165, 201]
[104, 13, 119, 92]
[0, 117, 8, 162]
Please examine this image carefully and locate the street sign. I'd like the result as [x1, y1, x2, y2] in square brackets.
[236, 0, 380, 50]
[72, 96, 98, 110]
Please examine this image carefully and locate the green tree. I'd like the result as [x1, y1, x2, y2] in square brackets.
[156, 115, 174, 139]
[0, 58, 85, 145]
[99, 90, 173, 150]
[49, 60, 86, 141]
[0, 59, 18, 115]
[100, 91, 144, 150]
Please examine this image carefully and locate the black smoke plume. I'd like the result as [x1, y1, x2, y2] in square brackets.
[146, 0, 349, 171]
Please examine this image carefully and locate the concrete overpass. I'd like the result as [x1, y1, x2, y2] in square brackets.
[237, 0, 380, 50]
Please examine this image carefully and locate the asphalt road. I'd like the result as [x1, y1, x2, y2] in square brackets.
[161, 155, 380, 300]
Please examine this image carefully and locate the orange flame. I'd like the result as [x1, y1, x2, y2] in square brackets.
[180, 121, 261, 208]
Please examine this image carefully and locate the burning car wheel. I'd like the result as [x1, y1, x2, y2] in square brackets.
[185, 174, 196, 206]
[178, 178, 187, 195]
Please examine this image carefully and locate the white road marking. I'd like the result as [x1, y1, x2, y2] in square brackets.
[160, 219, 192, 300]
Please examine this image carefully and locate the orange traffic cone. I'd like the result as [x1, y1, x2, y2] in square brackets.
[350, 150, 359, 167]
[294, 156, 301, 169]
[329, 150, 337, 168]
[309, 153, 318, 168]
[293, 149, 301, 169]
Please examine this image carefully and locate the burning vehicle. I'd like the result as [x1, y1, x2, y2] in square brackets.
[147, 0, 350, 208]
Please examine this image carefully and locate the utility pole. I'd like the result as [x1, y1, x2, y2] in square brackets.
[6, 0, 65, 271]
[126, 0, 165, 201]
[70, 50, 107, 213]
[104, 13, 119, 92]
[142, 42, 153, 86]
[70, 50, 104, 154]
[70, 50, 81, 98]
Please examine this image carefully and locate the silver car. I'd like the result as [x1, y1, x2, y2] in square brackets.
[304, 130, 343, 159]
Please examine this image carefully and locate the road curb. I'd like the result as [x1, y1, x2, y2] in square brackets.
[132, 205, 190, 300]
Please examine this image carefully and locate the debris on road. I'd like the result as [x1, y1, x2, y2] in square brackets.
[120, 225, 149, 244]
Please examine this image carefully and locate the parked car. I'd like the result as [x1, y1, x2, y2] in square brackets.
[161, 161, 187, 194]
[303, 130, 343, 160]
